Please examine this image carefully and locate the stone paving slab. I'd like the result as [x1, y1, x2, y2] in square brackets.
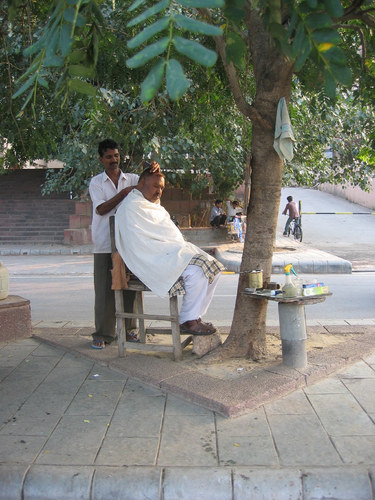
[32, 327, 375, 418]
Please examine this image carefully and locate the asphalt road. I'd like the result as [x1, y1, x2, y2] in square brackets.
[3, 260, 375, 325]
[1, 187, 374, 325]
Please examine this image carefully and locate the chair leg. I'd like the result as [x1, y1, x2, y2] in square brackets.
[170, 295, 182, 361]
[136, 291, 146, 343]
[115, 290, 125, 357]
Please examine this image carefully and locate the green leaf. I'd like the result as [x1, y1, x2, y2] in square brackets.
[306, 0, 318, 7]
[311, 28, 341, 44]
[19, 89, 35, 112]
[324, 68, 336, 97]
[128, 0, 147, 12]
[166, 59, 190, 100]
[127, 37, 169, 68]
[128, 17, 170, 49]
[37, 75, 49, 88]
[12, 75, 36, 100]
[173, 36, 217, 67]
[294, 36, 312, 71]
[178, 0, 225, 7]
[69, 79, 97, 96]
[68, 64, 95, 78]
[45, 30, 59, 58]
[59, 23, 74, 57]
[323, 46, 346, 65]
[141, 59, 166, 102]
[305, 13, 332, 29]
[225, 32, 247, 68]
[69, 49, 86, 64]
[43, 55, 65, 67]
[329, 63, 351, 86]
[63, 7, 77, 23]
[17, 60, 40, 82]
[23, 35, 47, 57]
[127, 0, 169, 28]
[223, 7, 245, 22]
[323, 0, 343, 17]
[292, 23, 305, 59]
[174, 14, 222, 36]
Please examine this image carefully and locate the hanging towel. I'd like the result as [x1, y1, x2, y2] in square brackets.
[273, 97, 296, 162]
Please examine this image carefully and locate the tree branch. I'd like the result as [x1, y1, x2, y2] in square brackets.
[199, 8, 272, 129]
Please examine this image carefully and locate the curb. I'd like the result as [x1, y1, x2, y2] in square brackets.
[1, 464, 374, 500]
[215, 246, 353, 274]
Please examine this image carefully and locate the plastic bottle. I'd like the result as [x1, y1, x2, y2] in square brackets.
[282, 264, 298, 298]
[0, 261, 9, 300]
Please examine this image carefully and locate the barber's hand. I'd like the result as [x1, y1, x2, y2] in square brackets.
[149, 161, 161, 173]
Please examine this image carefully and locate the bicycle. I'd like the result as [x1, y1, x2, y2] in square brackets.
[288, 216, 303, 242]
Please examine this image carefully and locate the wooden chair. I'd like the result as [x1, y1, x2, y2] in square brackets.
[109, 216, 193, 361]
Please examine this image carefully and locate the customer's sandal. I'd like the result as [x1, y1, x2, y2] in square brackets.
[179, 319, 216, 335]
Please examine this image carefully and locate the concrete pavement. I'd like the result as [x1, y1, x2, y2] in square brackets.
[0, 332, 375, 499]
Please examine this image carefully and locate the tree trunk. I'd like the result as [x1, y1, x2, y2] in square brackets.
[204, 4, 294, 361]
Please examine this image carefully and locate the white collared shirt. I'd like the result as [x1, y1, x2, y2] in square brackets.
[89, 170, 139, 253]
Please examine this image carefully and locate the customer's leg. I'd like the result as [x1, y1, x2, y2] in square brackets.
[179, 265, 220, 323]
[93, 253, 116, 344]
[197, 272, 220, 319]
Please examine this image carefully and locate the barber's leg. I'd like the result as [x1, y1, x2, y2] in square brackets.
[93, 253, 116, 344]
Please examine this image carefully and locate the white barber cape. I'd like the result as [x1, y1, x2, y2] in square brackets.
[115, 189, 214, 298]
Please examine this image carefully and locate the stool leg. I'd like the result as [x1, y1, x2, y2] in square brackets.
[137, 291, 146, 343]
[170, 295, 182, 361]
[115, 290, 125, 357]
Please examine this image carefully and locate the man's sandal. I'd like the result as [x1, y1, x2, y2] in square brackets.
[91, 339, 105, 349]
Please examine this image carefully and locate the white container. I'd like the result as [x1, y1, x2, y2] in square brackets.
[0, 261, 9, 300]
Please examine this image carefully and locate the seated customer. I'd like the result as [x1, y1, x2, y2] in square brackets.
[115, 168, 224, 335]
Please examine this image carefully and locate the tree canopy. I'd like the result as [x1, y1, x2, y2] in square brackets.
[2, 0, 374, 197]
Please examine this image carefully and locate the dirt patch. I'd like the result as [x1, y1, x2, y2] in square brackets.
[180, 329, 361, 380]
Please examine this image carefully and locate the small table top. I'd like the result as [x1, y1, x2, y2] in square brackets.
[243, 290, 332, 305]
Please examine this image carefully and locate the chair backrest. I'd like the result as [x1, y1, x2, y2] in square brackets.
[109, 215, 116, 253]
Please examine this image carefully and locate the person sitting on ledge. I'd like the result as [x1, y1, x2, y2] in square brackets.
[115, 167, 224, 335]
[210, 199, 227, 228]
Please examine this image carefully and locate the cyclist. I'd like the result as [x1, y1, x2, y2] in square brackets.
[282, 195, 300, 235]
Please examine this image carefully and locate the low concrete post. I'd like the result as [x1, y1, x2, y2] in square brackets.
[278, 302, 307, 369]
